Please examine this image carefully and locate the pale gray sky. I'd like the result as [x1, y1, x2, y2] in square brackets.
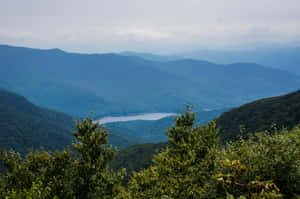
[1, 0, 300, 53]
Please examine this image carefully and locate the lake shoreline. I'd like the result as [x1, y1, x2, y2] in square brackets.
[95, 112, 177, 124]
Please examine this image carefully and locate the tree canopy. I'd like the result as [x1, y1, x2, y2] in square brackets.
[0, 107, 299, 198]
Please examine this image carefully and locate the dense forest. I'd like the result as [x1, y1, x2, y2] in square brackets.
[216, 90, 300, 142]
[0, 90, 133, 153]
[0, 90, 75, 153]
[0, 107, 299, 198]
[1, 1, 300, 198]
[111, 91, 300, 175]
[0, 90, 225, 153]
[0, 90, 299, 198]
[110, 142, 167, 177]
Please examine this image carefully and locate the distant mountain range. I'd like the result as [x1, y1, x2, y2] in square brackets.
[179, 47, 300, 75]
[120, 51, 180, 62]
[0, 44, 299, 118]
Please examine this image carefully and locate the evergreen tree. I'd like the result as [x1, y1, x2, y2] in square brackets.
[0, 115, 125, 199]
[71, 116, 125, 199]
[125, 106, 220, 199]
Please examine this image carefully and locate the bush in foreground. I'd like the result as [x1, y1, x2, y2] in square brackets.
[0, 108, 299, 198]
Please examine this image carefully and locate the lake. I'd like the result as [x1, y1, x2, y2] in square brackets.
[95, 113, 177, 124]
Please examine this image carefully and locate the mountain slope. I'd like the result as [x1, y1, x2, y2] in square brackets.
[153, 60, 300, 103]
[216, 90, 300, 142]
[0, 45, 189, 116]
[110, 109, 226, 174]
[0, 90, 75, 154]
[1, 44, 300, 117]
[112, 91, 300, 174]
[111, 142, 166, 176]
[0, 90, 132, 154]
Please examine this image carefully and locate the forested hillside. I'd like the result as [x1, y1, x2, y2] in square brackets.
[112, 91, 300, 175]
[216, 90, 300, 142]
[0, 90, 75, 153]
[1, 108, 298, 198]
[106, 108, 225, 143]
[0, 90, 133, 154]
[110, 142, 166, 176]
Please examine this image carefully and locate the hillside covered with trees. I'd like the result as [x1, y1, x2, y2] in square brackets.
[216, 90, 300, 142]
[0, 90, 133, 154]
[0, 90, 75, 153]
[0, 90, 224, 154]
[111, 91, 300, 175]
[106, 108, 225, 143]
[0, 108, 298, 198]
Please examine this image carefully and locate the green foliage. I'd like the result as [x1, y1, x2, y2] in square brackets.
[110, 142, 166, 178]
[0, 115, 125, 199]
[125, 106, 220, 199]
[0, 90, 75, 154]
[216, 128, 300, 198]
[215, 160, 282, 199]
[106, 109, 225, 144]
[123, 107, 299, 199]
[1, 105, 299, 199]
[110, 109, 226, 177]
[216, 91, 300, 142]
[0, 90, 133, 154]
[3, 181, 56, 199]
[0, 149, 74, 199]
[71, 116, 125, 199]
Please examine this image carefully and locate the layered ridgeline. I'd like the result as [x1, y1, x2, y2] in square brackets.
[0, 90, 133, 154]
[112, 91, 300, 174]
[179, 47, 300, 75]
[1, 45, 300, 117]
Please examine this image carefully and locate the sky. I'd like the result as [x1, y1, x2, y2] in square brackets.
[1, 0, 300, 54]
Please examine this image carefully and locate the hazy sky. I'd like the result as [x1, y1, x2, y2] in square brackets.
[1, 0, 300, 53]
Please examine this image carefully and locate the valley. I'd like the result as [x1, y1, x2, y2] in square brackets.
[1, 1, 300, 197]
[1, 45, 299, 118]
[0, 44, 299, 198]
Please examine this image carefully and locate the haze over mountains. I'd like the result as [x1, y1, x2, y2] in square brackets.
[1, 43, 300, 197]
[1, 0, 300, 196]
[180, 47, 300, 75]
[122, 47, 300, 75]
[0, 44, 299, 118]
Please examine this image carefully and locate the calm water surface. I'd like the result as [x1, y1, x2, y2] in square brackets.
[96, 113, 177, 124]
